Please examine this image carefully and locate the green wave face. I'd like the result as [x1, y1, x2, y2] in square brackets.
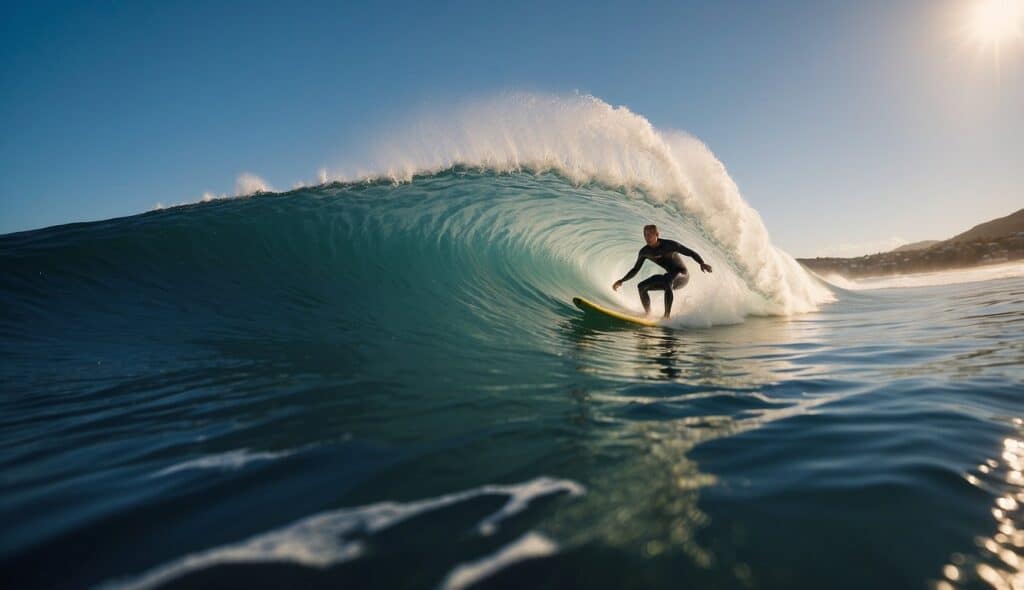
[0, 168, 809, 394]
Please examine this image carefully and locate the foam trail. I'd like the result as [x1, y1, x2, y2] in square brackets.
[97, 477, 583, 590]
[332, 92, 832, 315]
[439, 532, 558, 590]
[151, 448, 296, 477]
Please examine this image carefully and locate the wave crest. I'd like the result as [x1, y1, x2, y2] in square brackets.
[331, 93, 832, 314]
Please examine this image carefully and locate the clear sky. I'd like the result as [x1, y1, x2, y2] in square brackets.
[1, 0, 1021, 256]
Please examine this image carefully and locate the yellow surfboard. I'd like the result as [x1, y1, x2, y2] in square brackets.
[572, 296, 660, 327]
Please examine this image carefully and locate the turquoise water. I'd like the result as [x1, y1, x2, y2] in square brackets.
[2, 170, 1023, 589]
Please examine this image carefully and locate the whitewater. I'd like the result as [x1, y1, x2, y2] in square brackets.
[2, 94, 1022, 590]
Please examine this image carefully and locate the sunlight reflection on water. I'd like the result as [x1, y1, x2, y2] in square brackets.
[939, 424, 1024, 590]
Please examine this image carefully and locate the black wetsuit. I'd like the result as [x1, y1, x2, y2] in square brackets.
[618, 239, 706, 316]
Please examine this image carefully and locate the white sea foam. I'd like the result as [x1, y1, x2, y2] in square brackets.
[152, 448, 295, 477]
[97, 477, 583, 590]
[235, 172, 273, 196]
[439, 532, 558, 590]
[155, 172, 271, 211]
[329, 92, 833, 316]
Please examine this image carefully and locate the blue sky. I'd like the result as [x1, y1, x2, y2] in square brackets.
[1, 0, 1020, 256]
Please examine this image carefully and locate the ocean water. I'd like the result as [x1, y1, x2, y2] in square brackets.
[2, 95, 1023, 589]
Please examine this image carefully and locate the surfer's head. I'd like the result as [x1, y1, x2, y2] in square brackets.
[643, 224, 659, 246]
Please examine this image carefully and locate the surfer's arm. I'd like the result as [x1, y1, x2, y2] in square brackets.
[619, 253, 645, 282]
[613, 253, 645, 290]
[673, 242, 713, 273]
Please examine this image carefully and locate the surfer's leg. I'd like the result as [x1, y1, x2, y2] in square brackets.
[637, 275, 661, 315]
[638, 285, 651, 315]
[664, 273, 689, 318]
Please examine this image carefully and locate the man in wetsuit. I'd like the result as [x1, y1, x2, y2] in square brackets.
[612, 224, 713, 318]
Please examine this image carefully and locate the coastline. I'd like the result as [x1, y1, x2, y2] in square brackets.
[798, 233, 1024, 279]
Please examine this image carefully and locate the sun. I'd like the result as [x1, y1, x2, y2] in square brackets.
[963, 0, 1024, 54]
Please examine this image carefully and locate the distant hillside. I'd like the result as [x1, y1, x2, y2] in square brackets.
[892, 240, 940, 253]
[798, 207, 1024, 279]
[948, 208, 1024, 243]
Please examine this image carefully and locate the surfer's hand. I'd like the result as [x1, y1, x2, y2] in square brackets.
[612, 280, 622, 291]
[700, 263, 713, 273]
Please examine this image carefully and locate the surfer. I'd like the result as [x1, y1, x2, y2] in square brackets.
[612, 225, 713, 318]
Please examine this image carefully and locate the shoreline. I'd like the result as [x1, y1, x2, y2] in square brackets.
[798, 233, 1024, 280]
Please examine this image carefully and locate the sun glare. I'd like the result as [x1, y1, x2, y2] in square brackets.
[964, 0, 1024, 53]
